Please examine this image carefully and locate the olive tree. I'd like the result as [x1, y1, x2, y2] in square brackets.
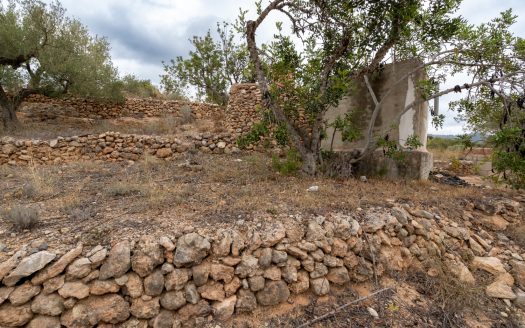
[161, 22, 251, 106]
[0, 0, 122, 129]
[241, 0, 524, 175]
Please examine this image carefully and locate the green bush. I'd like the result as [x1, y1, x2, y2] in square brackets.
[272, 149, 302, 175]
[237, 122, 269, 149]
[490, 127, 525, 189]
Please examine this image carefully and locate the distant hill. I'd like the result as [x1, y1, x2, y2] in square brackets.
[429, 133, 487, 142]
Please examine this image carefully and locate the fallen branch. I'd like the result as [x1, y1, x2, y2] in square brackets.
[297, 287, 394, 328]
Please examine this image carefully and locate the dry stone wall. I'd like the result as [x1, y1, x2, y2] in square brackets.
[25, 95, 223, 120]
[0, 132, 240, 166]
[0, 199, 524, 327]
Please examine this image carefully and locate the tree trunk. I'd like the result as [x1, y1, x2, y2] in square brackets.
[1, 102, 20, 130]
[301, 151, 317, 176]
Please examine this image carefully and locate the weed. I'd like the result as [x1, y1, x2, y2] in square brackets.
[3, 205, 39, 230]
[107, 181, 146, 197]
[179, 105, 195, 125]
[272, 149, 302, 175]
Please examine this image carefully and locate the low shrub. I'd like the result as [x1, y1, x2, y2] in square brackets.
[3, 205, 39, 230]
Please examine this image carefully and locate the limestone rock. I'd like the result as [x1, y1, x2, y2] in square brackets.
[224, 277, 241, 297]
[326, 267, 350, 285]
[311, 277, 330, 296]
[89, 280, 120, 295]
[286, 246, 308, 260]
[132, 236, 164, 277]
[481, 215, 509, 231]
[159, 237, 175, 251]
[31, 293, 64, 316]
[144, 270, 164, 296]
[290, 270, 310, 294]
[8, 282, 41, 306]
[0, 303, 33, 327]
[3, 251, 56, 286]
[261, 222, 286, 247]
[32, 244, 82, 285]
[0, 248, 27, 282]
[310, 263, 329, 279]
[213, 296, 237, 321]
[511, 260, 525, 288]
[173, 233, 210, 267]
[58, 281, 90, 299]
[42, 275, 65, 294]
[391, 207, 409, 225]
[306, 221, 326, 241]
[472, 257, 506, 275]
[210, 264, 234, 283]
[66, 258, 92, 280]
[27, 316, 61, 328]
[282, 265, 298, 284]
[130, 297, 160, 319]
[160, 291, 186, 310]
[165, 269, 190, 291]
[192, 263, 210, 286]
[198, 281, 225, 301]
[248, 276, 265, 292]
[60, 294, 130, 326]
[124, 272, 144, 298]
[211, 230, 232, 257]
[185, 283, 200, 304]
[235, 255, 259, 278]
[99, 240, 131, 280]
[235, 289, 257, 313]
[153, 310, 174, 328]
[177, 299, 211, 322]
[362, 213, 388, 233]
[0, 287, 14, 306]
[486, 273, 516, 299]
[271, 250, 288, 264]
[256, 280, 290, 306]
[257, 248, 272, 268]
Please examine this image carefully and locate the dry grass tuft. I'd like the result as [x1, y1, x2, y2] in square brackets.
[3, 205, 39, 230]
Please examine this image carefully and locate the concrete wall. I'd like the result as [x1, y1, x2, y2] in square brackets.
[321, 59, 429, 152]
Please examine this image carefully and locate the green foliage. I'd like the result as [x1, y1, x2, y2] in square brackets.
[236, 121, 269, 149]
[405, 135, 424, 150]
[272, 148, 302, 176]
[490, 128, 525, 189]
[120, 74, 159, 98]
[274, 122, 288, 146]
[161, 22, 251, 106]
[427, 136, 464, 151]
[0, 0, 123, 121]
[455, 134, 474, 151]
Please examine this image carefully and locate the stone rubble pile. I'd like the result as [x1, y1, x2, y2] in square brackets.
[0, 132, 241, 166]
[0, 197, 523, 327]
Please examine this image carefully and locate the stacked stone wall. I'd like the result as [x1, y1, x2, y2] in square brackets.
[0, 132, 239, 166]
[0, 199, 523, 327]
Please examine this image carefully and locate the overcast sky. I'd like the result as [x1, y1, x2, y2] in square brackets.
[43, 0, 525, 135]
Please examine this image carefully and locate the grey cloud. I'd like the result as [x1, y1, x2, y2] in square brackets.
[72, 3, 220, 66]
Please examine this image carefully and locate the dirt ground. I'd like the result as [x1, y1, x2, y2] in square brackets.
[2, 151, 522, 260]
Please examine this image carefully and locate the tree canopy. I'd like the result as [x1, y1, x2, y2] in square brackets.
[0, 0, 122, 128]
[161, 22, 252, 106]
[240, 0, 524, 176]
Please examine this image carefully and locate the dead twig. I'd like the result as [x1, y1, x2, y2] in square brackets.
[297, 287, 394, 328]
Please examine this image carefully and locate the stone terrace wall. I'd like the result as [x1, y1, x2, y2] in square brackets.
[25, 84, 263, 134]
[224, 83, 262, 134]
[0, 132, 239, 166]
[0, 199, 523, 327]
[25, 95, 223, 120]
